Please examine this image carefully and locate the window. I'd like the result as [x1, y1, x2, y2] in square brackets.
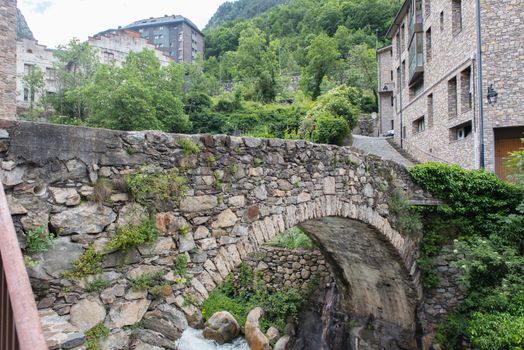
[390, 70, 393, 81]
[396, 66, 401, 92]
[159, 26, 164, 30]
[23, 88, 29, 101]
[24, 63, 33, 76]
[452, 0, 462, 36]
[427, 93, 434, 127]
[391, 95, 394, 106]
[402, 60, 406, 89]
[139, 29, 143, 33]
[45, 67, 55, 83]
[460, 67, 472, 112]
[425, 28, 432, 63]
[396, 32, 401, 56]
[102, 51, 114, 64]
[413, 116, 426, 133]
[391, 120, 394, 130]
[448, 77, 458, 118]
[409, 78, 424, 100]
[440, 11, 444, 31]
[450, 121, 472, 141]
[400, 24, 406, 52]
[425, 0, 431, 17]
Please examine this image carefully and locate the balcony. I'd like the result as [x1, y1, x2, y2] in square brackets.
[408, 32, 424, 84]
[408, 0, 424, 41]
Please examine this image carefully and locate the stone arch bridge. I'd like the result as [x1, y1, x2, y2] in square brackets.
[0, 120, 446, 349]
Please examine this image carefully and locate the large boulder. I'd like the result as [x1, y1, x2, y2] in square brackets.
[245, 307, 271, 350]
[274, 335, 290, 350]
[69, 296, 106, 332]
[202, 311, 240, 344]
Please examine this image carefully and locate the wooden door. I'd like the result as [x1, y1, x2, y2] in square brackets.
[495, 138, 523, 180]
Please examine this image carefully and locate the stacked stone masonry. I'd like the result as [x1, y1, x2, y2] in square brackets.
[238, 246, 334, 291]
[0, 120, 460, 349]
[0, 0, 17, 120]
[379, 0, 524, 177]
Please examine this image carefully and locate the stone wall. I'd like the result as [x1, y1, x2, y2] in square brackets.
[0, 120, 436, 349]
[0, 0, 17, 120]
[238, 246, 333, 291]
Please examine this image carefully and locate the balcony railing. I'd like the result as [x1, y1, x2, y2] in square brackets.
[0, 183, 47, 350]
[408, 32, 424, 84]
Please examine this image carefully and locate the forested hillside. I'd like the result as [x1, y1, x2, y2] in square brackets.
[203, 0, 398, 99]
[205, 0, 289, 29]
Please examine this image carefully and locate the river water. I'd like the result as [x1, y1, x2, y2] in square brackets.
[175, 328, 250, 350]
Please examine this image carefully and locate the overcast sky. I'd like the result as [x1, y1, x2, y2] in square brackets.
[18, 0, 230, 48]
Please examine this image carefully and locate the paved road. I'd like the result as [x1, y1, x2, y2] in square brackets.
[351, 135, 414, 167]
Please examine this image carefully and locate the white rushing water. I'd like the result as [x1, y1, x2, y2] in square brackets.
[175, 328, 250, 350]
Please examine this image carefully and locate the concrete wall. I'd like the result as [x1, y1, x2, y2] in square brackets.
[0, 0, 17, 120]
[0, 120, 434, 349]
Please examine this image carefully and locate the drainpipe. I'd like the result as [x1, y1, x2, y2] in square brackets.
[398, 48, 404, 149]
[475, 0, 485, 169]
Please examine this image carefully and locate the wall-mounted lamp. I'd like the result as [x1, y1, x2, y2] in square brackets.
[487, 84, 498, 105]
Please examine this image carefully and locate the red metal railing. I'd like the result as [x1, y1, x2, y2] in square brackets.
[0, 182, 47, 349]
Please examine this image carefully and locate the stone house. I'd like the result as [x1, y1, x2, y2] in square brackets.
[88, 29, 172, 67]
[377, 0, 524, 179]
[124, 15, 205, 63]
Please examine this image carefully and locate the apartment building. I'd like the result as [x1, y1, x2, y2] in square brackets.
[88, 30, 172, 67]
[124, 15, 205, 63]
[16, 38, 57, 110]
[378, 0, 524, 179]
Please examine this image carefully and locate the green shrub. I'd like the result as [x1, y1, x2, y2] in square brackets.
[177, 139, 201, 156]
[64, 245, 102, 280]
[85, 278, 109, 292]
[90, 178, 113, 204]
[468, 312, 524, 350]
[267, 227, 315, 249]
[125, 167, 187, 203]
[130, 271, 164, 291]
[388, 188, 423, 237]
[85, 322, 109, 350]
[107, 220, 158, 252]
[175, 254, 189, 277]
[25, 226, 55, 253]
[305, 112, 349, 145]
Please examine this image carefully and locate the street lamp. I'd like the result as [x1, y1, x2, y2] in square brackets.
[487, 84, 498, 105]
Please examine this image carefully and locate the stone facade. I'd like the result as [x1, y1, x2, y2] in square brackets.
[0, 0, 17, 120]
[377, 45, 395, 136]
[238, 246, 334, 290]
[123, 15, 205, 63]
[379, 0, 524, 178]
[88, 30, 172, 67]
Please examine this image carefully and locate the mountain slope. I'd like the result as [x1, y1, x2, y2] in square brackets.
[17, 8, 34, 40]
[206, 0, 289, 29]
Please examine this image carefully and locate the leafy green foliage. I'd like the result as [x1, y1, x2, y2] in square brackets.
[125, 167, 187, 204]
[130, 271, 165, 291]
[206, 0, 288, 29]
[267, 226, 316, 249]
[25, 226, 55, 253]
[106, 220, 158, 252]
[21, 65, 45, 113]
[85, 278, 110, 293]
[90, 178, 113, 205]
[409, 162, 524, 349]
[202, 263, 314, 332]
[64, 245, 102, 280]
[177, 139, 201, 156]
[388, 188, 423, 237]
[85, 322, 109, 350]
[175, 254, 189, 277]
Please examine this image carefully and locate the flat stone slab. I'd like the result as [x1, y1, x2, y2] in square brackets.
[39, 308, 85, 350]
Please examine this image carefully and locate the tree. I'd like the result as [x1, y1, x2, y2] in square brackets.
[233, 27, 280, 102]
[22, 66, 45, 113]
[51, 39, 98, 119]
[83, 49, 190, 133]
[345, 44, 378, 108]
[300, 33, 342, 100]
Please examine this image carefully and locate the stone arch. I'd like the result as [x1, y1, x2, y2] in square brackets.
[198, 195, 421, 348]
